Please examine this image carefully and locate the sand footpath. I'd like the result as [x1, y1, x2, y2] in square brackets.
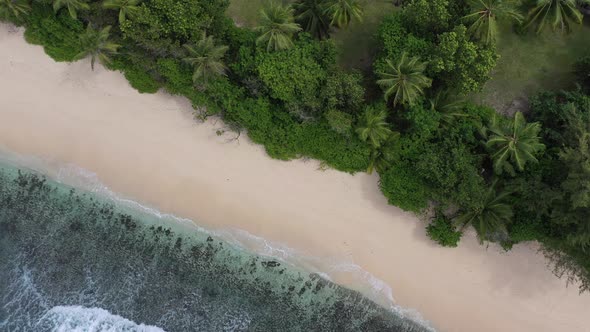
[1, 24, 589, 332]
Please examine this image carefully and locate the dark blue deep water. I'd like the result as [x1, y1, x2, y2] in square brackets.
[0, 164, 432, 331]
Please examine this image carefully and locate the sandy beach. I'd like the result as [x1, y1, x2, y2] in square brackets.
[1, 24, 589, 332]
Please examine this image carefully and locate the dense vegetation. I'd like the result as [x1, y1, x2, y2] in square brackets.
[1, 0, 589, 292]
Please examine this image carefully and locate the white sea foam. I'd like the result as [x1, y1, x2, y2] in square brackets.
[0, 149, 435, 331]
[37, 306, 165, 332]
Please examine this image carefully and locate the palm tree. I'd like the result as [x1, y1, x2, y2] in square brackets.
[524, 0, 583, 34]
[377, 52, 432, 107]
[293, 0, 331, 39]
[429, 90, 468, 126]
[356, 106, 393, 149]
[485, 111, 545, 175]
[367, 132, 400, 174]
[0, 0, 30, 20]
[255, 2, 302, 52]
[52, 0, 89, 19]
[102, 0, 141, 23]
[76, 25, 120, 71]
[454, 182, 513, 243]
[325, 0, 363, 28]
[463, 0, 523, 45]
[182, 33, 229, 86]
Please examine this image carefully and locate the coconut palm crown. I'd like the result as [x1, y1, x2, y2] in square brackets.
[255, 2, 302, 52]
[356, 106, 393, 149]
[182, 33, 229, 86]
[102, 0, 141, 23]
[293, 0, 331, 39]
[76, 25, 121, 71]
[524, 0, 583, 34]
[0, 0, 31, 19]
[485, 111, 545, 175]
[377, 52, 432, 107]
[52, 0, 90, 19]
[454, 182, 513, 243]
[463, 0, 523, 45]
[325, 0, 363, 28]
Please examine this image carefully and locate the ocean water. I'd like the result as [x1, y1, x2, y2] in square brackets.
[0, 162, 433, 332]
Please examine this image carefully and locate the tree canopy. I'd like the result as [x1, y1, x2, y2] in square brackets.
[485, 112, 545, 175]
[256, 2, 302, 52]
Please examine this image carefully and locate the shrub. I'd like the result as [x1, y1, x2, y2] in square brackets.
[294, 122, 371, 172]
[402, 0, 451, 38]
[426, 214, 462, 247]
[374, 13, 433, 75]
[110, 59, 161, 94]
[430, 25, 498, 93]
[324, 109, 353, 135]
[23, 3, 84, 62]
[508, 217, 545, 244]
[379, 162, 430, 212]
[323, 71, 365, 114]
[256, 38, 328, 116]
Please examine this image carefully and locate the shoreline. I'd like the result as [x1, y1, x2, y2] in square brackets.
[0, 154, 426, 329]
[2, 24, 590, 332]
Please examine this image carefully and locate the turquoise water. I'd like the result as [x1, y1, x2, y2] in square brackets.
[0, 163, 433, 331]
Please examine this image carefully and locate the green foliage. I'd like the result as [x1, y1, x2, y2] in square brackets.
[110, 58, 161, 93]
[417, 136, 488, 209]
[365, 132, 400, 174]
[323, 70, 365, 114]
[524, 0, 583, 34]
[410, 108, 487, 208]
[293, 0, 331, 40]
[377, 52, 432, 106]
[355, 105, 392, 148]
[325, 0, 363, 29]
[379, 162, 430, 212]
[256, 38, 327, 116]
[375, 13, 433, 66]
[463, 0, 523, 45]
[427, 213, 462, 247]
[384, 103, 491, 210]
[553, 107, 590, 249]
[0, 0, 30, 22]
[529, 90, 589, 146]
[324, 109, 353, 135]
[156, 58, 194, 92]
[120, 0, 228, 54]
[454, 181, 513, 243]
[430, 25, 498, 93]
[428, 90, 470, 127]
[23, 3, 84, 62]
[525, 89, 590, 293]
[76, 24, 120, 70]
[505, 161, 560, 232]
[542, 240, 590, 293]
[52, 0, 89, 19]
[103, 0, 141, 23]
[508, 216, 546, 243]
[182, 33, 229, 87]
[294, 121, 372, 171]
[255, 2, 301, 52]
[402, 0, 452, 37]
[484, 112, 545, 175]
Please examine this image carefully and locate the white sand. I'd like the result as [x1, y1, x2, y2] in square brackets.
[1, 24, 589, 332]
